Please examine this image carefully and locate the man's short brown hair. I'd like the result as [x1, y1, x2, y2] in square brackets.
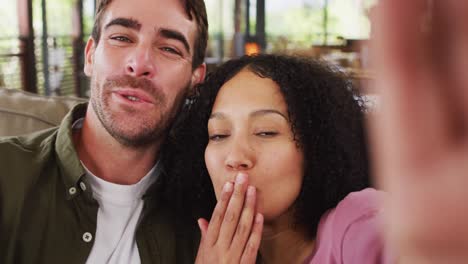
[91, 0, 208, 68]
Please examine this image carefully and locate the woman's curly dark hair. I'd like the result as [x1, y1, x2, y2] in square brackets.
[164, 53, 370, 239]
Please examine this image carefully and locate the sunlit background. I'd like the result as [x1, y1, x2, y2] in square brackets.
[0, 0, 376, 97]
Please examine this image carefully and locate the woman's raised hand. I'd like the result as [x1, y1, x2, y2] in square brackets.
[195, 173, 264, 264]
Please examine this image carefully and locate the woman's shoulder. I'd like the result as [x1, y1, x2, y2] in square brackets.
[317, 188, 385, 240]
[311, 188, 390, 263]
[335, 188, 384, 220]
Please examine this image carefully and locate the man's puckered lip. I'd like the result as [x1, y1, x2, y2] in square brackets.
[114, 88, 155, 104]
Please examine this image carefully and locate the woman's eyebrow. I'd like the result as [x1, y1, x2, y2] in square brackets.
[209, 112, 226, 120]
[250, 109, 288, 121]
[209, 109, 288, 121]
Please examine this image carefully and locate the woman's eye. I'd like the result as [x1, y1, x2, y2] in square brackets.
[209, 134, 229, 141]
[256, 131, 278, 137]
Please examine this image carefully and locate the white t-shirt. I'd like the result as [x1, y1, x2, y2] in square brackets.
[83, 162, 159, 264]
[73, 117, 160, 264]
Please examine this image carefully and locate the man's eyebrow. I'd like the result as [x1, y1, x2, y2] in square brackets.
[158, 28, 191, 54]
[104, 18, 141, 31]
[250, 109, 288, 121]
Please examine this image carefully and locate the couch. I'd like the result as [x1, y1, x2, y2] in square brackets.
[0, 88, 87, 137]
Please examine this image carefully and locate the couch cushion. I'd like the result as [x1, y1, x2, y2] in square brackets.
[0, 88, 87, 136]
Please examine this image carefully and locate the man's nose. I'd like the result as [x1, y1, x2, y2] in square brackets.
[224, 140, 255, 171]
[125, 44, 156, 78]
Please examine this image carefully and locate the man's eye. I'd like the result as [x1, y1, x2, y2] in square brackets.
[161, 47, 181, 55]
[110, 36, 131, 43]
[209, 134, 229, 141]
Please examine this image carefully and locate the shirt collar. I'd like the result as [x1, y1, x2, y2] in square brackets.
[55, 103, 165, 200]
[55, 103, 88, 200]
[83, 159, 161, 201]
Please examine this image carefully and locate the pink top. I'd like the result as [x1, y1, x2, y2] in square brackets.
[307, 188, 392, 264]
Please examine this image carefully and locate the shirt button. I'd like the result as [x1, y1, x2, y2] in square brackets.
[82, 232, 93, 243]
[79, 182, 87, 191]
[68, 187, 77, 195]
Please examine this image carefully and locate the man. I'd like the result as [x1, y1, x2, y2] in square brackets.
[0, 0, 207, 263]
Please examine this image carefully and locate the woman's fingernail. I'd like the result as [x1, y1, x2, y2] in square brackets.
[223, 182, 233, 192]
[255, 213, 264, 224]
[236, 173, 247, 184]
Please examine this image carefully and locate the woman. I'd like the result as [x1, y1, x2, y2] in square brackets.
[166, 54, 388, 263]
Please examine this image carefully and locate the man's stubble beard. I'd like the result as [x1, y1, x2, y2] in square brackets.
[90, 74, 191, 149]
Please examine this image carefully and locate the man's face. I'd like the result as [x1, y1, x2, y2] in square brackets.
[84, 0, 205, 147]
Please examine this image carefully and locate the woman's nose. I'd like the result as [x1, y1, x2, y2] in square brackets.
[224, 141, 254, 171]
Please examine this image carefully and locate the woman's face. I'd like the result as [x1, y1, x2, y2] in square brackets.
[205, 69, 304, 221]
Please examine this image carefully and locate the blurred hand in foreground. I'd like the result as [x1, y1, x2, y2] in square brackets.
[369, 0, 468, 263]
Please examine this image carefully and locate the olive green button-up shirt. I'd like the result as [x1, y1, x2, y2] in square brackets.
[0, 103, 199, 264]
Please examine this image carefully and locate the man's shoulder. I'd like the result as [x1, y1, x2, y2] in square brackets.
[0, 128, 59, 178]
[0, 129, 61, 226]
[0, 127, 58, 152]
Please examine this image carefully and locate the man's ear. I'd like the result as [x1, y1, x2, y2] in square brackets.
[190, 63, 207, 88]
[84, 37, 96, 77]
